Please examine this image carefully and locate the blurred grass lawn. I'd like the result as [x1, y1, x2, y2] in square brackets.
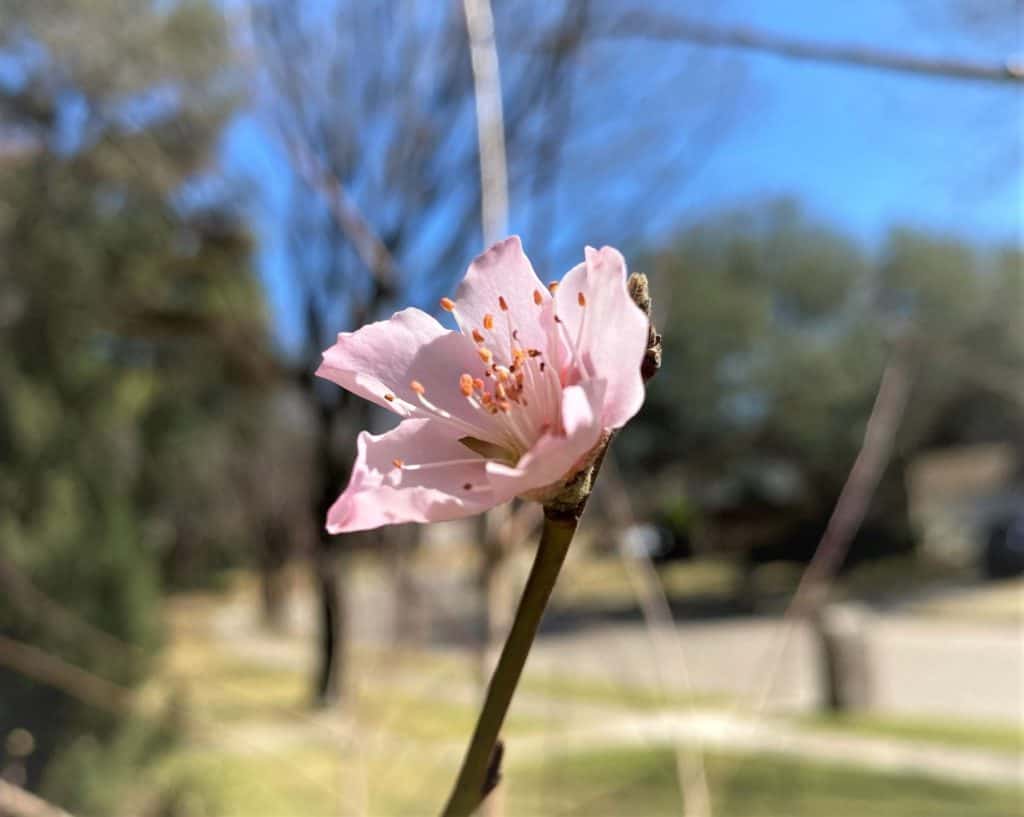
[149, 582, 1022, 816]
[158, 742, 1020, 817]
[508, 747, 1021, 817]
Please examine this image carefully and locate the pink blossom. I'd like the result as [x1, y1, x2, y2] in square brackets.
[316, 236, 648, 533]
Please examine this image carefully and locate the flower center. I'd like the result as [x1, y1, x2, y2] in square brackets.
[390, 284, 592, 468]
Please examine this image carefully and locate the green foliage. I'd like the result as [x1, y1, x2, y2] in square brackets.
[0, 0, 271, 807]
[631, 201, 1022, 510]
[40, 714, 179, 816]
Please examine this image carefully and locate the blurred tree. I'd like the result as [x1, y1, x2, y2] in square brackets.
[247, 0, 601, 706]
[0, 0, 271, 809]
[637, 203, 1022, 713]
[633, 201, 1023, 568]
[245, 0, 741, 707]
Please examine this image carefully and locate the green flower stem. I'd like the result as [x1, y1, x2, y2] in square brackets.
[439, 508, 579, 817]
[439, 271, 662, 817]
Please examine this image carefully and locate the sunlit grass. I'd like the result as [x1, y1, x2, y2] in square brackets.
[158, 742, 1022, 817]
[508, 747, 1022, 817]
[803, 712, 1024, 756]
[555, 553, 738, 610]
[151, 580, 1023, 817]
[519, 672, 730, 712]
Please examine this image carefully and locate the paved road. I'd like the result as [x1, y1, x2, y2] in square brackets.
[527, 613, 1023, 723]
[221, 573, 1023, 724]
[209, 598, 1024, 788]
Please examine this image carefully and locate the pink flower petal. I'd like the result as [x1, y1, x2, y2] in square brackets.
[485, 380, 606, 502]
[454, 236, 553, 365]
[326, 418, 496, 533]
[317, 308, 508, 443]
[317, 308, 446, 415]
[554, 246, 647, 429]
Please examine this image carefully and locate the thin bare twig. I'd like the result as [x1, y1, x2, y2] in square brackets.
[461, 0, 509, 246]
[0, 555, 142, 663]
[235, 1, 400, 292]
[750, 349, 916, 714]
[276, 129, 400, 292]
[596, 12, 1024, 86]
[600, 455, 712, 817]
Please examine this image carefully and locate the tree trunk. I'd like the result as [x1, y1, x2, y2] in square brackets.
[813, 602, 872, 713]
[313, 547, 348, 707]
[308, 391, 362, 707]
[259, 518, 290, 632]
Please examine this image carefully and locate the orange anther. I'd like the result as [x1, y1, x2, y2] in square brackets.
[477, 347, 493, 364]
[459, 373, 474, 396]
[384, 392, 395, 402]
[392, 458, 404, 469]
[410, 380, 425, 394]
[440, 297, 456, 312]
[533, 289, 543, 305]
[473, 378, 485, 391]
[483, 313, 495, 330]
[548, 281, 559, 294]
[472, 328, 485, 343]
[578, 291, 586, 307]
[498, 295, 509, 311]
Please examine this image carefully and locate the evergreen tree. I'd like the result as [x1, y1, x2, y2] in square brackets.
[0, 1, 268, 809]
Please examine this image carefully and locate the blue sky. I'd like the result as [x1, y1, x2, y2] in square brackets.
[224, 1, 1022, 351]
[669, 0, 1022, 244]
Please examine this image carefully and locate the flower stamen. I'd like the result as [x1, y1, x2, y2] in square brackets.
[397, 457, 486, 472]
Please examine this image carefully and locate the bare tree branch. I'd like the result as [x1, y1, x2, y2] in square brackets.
[0, 635, 137, 716]
[595, 11, 1024, 86]
[0, 556, 140, 665]
[0, 781, 76, 817]
[275, 127, 401, 293]
[236, 2, 400, 292]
